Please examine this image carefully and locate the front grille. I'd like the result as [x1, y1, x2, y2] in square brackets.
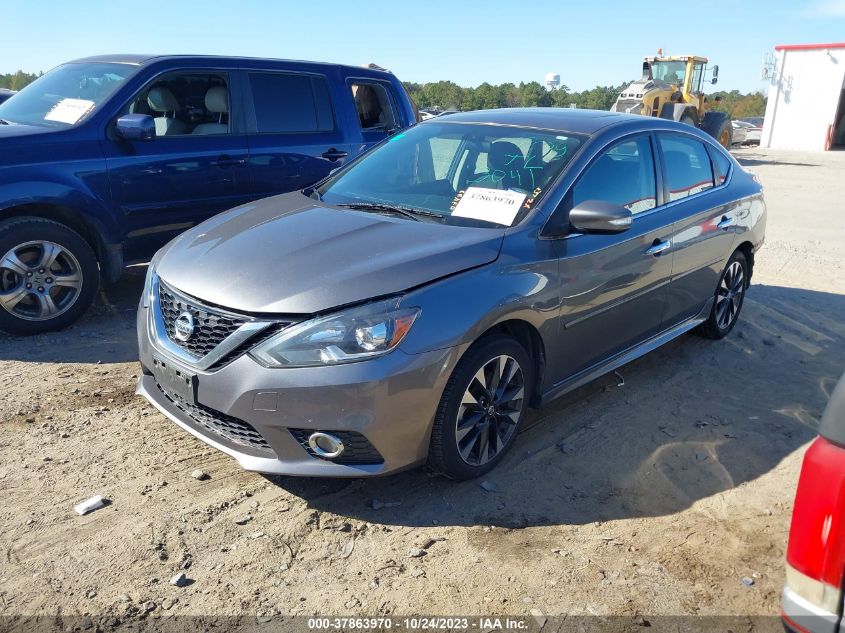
[207, 322, 287, 371]
[289, 429, 384, 465]
[158, 282, 246, 358]
[155, 382, 273, 453]
[614, 99, 642, 114]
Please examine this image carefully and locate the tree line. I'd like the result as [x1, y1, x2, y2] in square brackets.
[0, 71, 40, 91]
[2, 68, 766, 120]
[403, 80, 767, 119]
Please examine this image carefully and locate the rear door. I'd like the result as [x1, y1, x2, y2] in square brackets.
[656, 133, 739, 326]
[347, 77, 404, 150]
[242, 69, 352, 198]
[550, 134, 674, 382]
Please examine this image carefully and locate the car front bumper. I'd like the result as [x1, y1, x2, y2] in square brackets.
[136, 304, 460, 477]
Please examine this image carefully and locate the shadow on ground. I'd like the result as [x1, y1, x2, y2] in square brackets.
[0, 265, 146, 364]
[734, 154, 820, 168]
[267, 284, 845, 528]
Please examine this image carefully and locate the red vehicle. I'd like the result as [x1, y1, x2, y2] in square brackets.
[782, 373, 845, 633]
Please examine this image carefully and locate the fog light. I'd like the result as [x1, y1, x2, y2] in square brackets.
[308, 432, 345, 459]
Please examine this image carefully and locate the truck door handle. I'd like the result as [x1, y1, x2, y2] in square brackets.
[211, 156, 246, 168]
[322, 148, 348, 161]
[716, 216, 736, 230]
[645, 239, 671, 256]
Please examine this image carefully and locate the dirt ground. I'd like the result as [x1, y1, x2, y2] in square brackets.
[1, 148, 844, 628]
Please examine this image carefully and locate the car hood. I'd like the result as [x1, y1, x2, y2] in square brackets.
[0, 121, 56, 138]
[156, 193, 505, 314]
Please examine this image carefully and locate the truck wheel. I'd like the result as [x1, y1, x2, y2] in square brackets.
[0, 217, 100, 336]
[701, 112, 733, 149]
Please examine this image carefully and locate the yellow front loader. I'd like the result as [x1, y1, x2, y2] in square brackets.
[611, 52, 732, 148]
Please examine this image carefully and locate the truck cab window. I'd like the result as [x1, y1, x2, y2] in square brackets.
[351, 82, 396, 130]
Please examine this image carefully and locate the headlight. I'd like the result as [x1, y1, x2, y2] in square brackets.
[249, 298, 420, 368]
[141, 249, 164, 308]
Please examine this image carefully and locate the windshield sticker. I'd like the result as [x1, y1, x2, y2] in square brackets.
[44, 98, 96, 125]
[522, 187, 543, 210]
[451, 187, 527, 226]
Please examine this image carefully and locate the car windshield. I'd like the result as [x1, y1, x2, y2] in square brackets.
[316, 121, 586, 228]
[0, 62, 136, 127]
[652, 61, 687, 85]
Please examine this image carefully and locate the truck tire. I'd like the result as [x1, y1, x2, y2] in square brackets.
[0, 217, 100, 336]
[701, 111, 733, 149]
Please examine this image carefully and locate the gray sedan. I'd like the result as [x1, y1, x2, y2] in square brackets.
[136, 108, 766, 479]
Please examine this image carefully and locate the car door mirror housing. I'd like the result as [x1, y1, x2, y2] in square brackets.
[116, 114, 156, 141]
[569, 200, 633, 234]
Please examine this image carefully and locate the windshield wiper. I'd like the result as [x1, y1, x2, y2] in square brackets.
[336, 202, 443, 223]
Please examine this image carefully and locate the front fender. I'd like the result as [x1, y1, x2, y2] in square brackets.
[0, 178, 119, 246]
[397, 245, 560, 360]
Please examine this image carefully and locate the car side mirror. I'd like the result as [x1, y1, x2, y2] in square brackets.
[116, 114, 155, 141]
[569, 200, 633, 234]
[711, 65, 719, 85]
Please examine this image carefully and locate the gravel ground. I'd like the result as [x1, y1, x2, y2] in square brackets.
[1, 148, 843, 629]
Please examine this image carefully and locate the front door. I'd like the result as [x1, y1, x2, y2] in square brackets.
[550, 134, 674, 383]
[242, 70, 353, 198]
[103, 70, 251, 261]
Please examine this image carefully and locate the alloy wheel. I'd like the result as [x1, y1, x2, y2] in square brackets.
[455, 354, 525, 466]
[715, 260, 745, 330]
[0, 240, 84, 321]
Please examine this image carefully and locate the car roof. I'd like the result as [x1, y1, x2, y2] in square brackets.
[66, 54, 395, 77]
[427, 108, 655, 135]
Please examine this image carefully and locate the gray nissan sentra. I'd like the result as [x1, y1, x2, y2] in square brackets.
[136, 108, 765, 480]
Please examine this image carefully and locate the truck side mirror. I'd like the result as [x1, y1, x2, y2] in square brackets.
[711, 65, 719, 85]
[116, 114, 155, 141]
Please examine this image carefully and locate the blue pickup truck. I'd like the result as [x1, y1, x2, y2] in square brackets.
[0, 55, 417, 334]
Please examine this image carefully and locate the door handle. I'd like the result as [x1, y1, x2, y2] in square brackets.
[322, 148, 348, 161]
[716, 216, 737, 230]
[645, 239, 671, 256]
[211, 156, 246, 168]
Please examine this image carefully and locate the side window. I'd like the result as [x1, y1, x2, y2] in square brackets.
[691, 62, 705, 93]
[430, 137, 462, 180]
[659, 135, 715, 201]
[125, 72, 230, 137]
[709, 147, 732, 185]
[351, 81, 397, 130]
[572, 136, 657, 214]
[248, 72, 334, 134]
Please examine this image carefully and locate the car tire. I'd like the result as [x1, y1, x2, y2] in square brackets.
[428, 334, 534, 480]
[0, 217, 100, 336]
[696, 250, 748, 340]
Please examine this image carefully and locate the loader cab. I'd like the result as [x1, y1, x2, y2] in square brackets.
[649, 55, 712, 113]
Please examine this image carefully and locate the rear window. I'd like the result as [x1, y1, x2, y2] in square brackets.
[248, 72, 334, 134]
[659, 135, 715, 201]
[709, 147, 732, 185]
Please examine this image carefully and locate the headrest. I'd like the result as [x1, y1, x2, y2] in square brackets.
[664, 149, 692, 169]
[147, 86, 180, 113]
[488, 141, 524, 172]
[205, 86, 228, 114]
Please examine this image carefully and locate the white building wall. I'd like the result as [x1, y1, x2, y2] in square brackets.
[761, 46, 845, 151]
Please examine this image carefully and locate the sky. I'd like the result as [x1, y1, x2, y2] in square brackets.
[2, 0, 844, 93]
